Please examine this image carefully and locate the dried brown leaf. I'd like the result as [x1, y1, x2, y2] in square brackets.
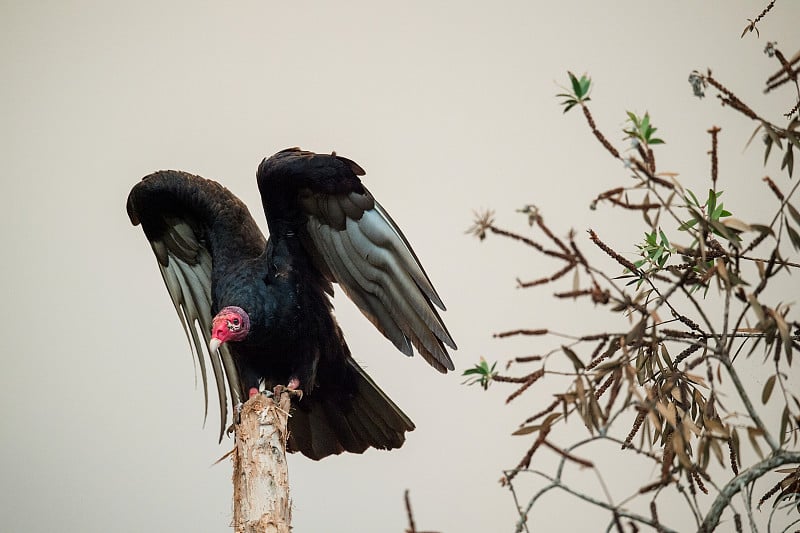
[748, 426, 765, 460]
[562, 345, 585, 371]
[672, 430, 693, 469]
[762, 374, 776, 404]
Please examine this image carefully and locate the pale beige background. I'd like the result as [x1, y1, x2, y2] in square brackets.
[1, 1, 797, 532]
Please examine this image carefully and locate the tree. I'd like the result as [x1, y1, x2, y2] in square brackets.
[465, 5, 800, 532]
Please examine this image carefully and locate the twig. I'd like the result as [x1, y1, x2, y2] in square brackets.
[504, 478, 531, 533]
[494, 329, 549, 338]
[521, 468, 680, 533]
[404, 490, 441, 533]
[719, 356, 780, 452]
[543, 439, 594, 468]
[741, 0, 776, 38]
[588, 229, 639, 272]
[404, 490, 417, 533]
[581, 103, 621, 159]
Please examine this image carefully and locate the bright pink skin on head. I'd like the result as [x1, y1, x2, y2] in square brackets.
[209, 306, 250, 350]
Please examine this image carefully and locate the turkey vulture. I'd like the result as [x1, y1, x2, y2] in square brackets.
[127, 148, 456, 460]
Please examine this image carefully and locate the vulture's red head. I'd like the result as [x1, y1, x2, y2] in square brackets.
[209, 306, 250, 352]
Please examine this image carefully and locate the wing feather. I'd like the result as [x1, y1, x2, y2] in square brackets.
[257, 148, 456, 372]
[157, 255, 210, 416]
[369, 203, 446, 310]
[346, 215, 452, 343]
[304, 189, 456, 372]
[316, 223, 413, 355]
[128, 171, 262, 440]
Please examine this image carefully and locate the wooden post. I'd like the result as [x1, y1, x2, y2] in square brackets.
[231, 386, 293, 533]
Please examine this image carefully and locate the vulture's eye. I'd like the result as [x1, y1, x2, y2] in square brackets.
[232, 318, 240, 326]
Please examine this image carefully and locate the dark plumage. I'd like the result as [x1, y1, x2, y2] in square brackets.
[127, 148, 456, 460]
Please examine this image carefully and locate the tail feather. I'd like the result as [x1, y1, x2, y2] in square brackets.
[319, 398, 369, 452]
[349, 388, 404, 447]
[286, 358, 414, 460]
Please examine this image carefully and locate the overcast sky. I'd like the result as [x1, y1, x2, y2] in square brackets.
[1, 1, 798, 532]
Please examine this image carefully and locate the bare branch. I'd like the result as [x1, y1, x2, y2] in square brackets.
[700, 451, 800, 532]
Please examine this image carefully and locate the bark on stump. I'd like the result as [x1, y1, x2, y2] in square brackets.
[232, 387, 293, 533]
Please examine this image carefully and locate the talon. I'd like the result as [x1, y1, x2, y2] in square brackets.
[231, 401, 244, 427]
[286, 377, 304, 399]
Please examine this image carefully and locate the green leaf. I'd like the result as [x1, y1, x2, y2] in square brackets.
[569, 71, 582, 96]
[707, 189, 717, 214]
[579, 76, 591, 95]
[461, 358, 497, 390]
[565, 72, 591, 100]
[559, 73, 592, 112]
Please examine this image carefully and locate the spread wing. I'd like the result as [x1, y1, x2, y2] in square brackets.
[258, 148, 456, 372]
[127, 170, 267, 440]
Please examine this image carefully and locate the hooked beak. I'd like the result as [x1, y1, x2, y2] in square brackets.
[209, 337, 223, 353]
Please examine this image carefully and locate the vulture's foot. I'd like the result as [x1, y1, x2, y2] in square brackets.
[226, 402, 243, 436]
[286, 377, 304, 400]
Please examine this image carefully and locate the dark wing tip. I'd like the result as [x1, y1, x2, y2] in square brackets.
[126, 181, 144, 226]
[334, 154, 366, 176]
[126, 171, 183, 226]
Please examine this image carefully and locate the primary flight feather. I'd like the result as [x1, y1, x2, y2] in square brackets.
[127, 148, 456, 460]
